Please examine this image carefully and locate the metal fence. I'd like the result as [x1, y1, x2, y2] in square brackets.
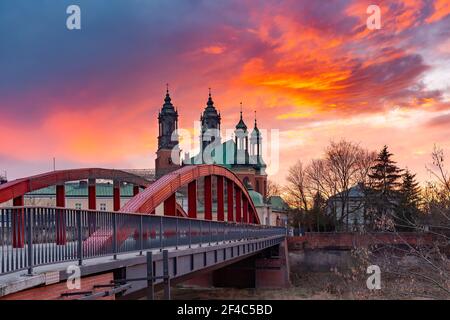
[0, 207, 285, 275]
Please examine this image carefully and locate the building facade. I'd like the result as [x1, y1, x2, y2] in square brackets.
[154, 88, 288, 226]
[156, 89, 268, 198]
[326, 183, 368, 230]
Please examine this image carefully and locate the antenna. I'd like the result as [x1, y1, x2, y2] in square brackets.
[53, 157, 56, 171]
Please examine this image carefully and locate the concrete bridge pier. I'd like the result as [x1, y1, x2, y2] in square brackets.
[185, 239, 291, 289]
[255, 238, 290, 289]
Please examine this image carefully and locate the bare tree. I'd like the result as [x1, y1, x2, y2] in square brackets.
[285, 160, 311, 211]
[323, 140, 375, 228]
[266, 180, 282, 198]
[305, 158, 336, 200]
[425, 145, 450, 232]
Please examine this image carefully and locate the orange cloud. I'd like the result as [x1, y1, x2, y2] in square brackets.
[426, 0, 450, 23]
[1, 0, 449, 184]
[202, 45, 226, 54]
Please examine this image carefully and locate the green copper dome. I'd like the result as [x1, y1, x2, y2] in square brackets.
[247, 189, 264, 207]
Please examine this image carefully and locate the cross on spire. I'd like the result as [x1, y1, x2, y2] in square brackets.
[163, 83, 172, 105]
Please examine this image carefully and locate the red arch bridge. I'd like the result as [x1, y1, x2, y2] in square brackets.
[0, 165, 287, 299]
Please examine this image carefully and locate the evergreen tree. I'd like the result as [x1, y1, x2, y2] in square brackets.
[396, 170, 421, 230]
[368, 145, 403, 220]
[369, 146, 403, 193]
[311, 192, 327, 231]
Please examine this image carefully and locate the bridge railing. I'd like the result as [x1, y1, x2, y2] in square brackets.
[0, 207, 285, 275]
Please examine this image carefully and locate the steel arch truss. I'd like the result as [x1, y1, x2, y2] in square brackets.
[122, 165, 261, 224]
[0, 168, 151, 206]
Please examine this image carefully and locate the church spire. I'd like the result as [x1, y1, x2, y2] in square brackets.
[251, 110, 260, 136]
[163, 83, 174, 108]
[235, 102, 247, 131]
[200, 87, 221, 153]
[156, 84, 180, 178]
[207, 87, 215, 108]
[158, 84, 178, 150]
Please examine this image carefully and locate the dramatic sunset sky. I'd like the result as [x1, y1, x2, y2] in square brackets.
[0, 0, 449, 184]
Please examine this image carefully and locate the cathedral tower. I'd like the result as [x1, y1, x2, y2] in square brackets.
[155, 85, 180, 178]
[200, 89, 221, 158]
[234, 103, 249, 165]
[250, 111, 267, 198]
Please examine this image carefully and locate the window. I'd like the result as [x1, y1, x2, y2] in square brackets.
[100, 203, 106, 211]
[75, 203, 82, 210]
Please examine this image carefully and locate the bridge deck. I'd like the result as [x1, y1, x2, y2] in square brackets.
[0, 235, 285, 298]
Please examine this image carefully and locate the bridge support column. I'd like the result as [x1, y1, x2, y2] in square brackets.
[113, 180, 121, 211]
[204, 176, 212, 220]
[242, 196, 248, 223]
[164, 193, 176, 216]
[235, 187, 242, 223]
[188, 181, 197, 218]
[56, 184, 65, 208]
[56, 184, 66, 245]
[217, 176, 224, 221]
[133, 185, 140, 196]
[88, 179, 96, 210]
[254, 239, 291, 288]
[249, 208, 255, 224]
[13, 195, 24, 206]
[88, 178, 96, 236]
[227, 179, 234, 222]
[212, 239, 291, 289]
[12, 196, 25, 248]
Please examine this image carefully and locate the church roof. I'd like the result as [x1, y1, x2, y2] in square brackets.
[236, 120, 247, 130]
[184, 138, 266, 170]
[251, 114, 260, 138]
[328, 183, 367, 200]
[160, 87, 177, 115]
[268, 196, 290, 212]
[235, 103, 248, 131]
[247, 189, 264, 207]
[202, 91, 220, 119]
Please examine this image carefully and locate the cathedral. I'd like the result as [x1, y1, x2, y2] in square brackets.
[155, 88, 268, 199]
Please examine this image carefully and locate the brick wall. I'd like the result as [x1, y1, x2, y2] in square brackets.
[0, 272, 114, 300]
[287, 232, 434, 251]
